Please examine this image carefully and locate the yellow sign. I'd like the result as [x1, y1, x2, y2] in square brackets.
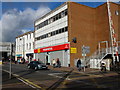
[38, 48, 40, 53]
[70, 48, 77, 53]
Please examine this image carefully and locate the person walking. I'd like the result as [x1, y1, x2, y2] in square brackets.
[52, 59, 56, 68]
[77, 58, 81, 71]
[56, 58, 61, 68]
[101, 61, 106, 72]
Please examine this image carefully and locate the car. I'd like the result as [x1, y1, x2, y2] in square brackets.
[27, 61, 48, 70]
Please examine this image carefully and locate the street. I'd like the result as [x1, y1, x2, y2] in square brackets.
[2, 63, 120, 89]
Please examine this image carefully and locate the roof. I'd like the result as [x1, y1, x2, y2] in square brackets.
[16, 31, 34, 38]
[34, 2, 67, 23]
[34, 2, 119, 25]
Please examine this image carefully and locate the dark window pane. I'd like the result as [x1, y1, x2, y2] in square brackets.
[53, 31, 56, 35]
[56, 14, 58, 20]
[65, 27, 68, 31]
[65, 9, 67, 16]
[53, 16, 56, 21]
[62, 28, 64, 32]
[56, 30, 59, 34]
[59, 29, 62, 33]
[58, 13, 61, 19]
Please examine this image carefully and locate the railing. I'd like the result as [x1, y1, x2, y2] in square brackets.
[81, 47, 113, 67]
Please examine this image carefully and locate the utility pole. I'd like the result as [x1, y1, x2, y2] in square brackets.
[9, 43, 12, 79]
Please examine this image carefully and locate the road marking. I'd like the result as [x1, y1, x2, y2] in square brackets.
[2, 69, 42, 89]
[48, 73, 63, 78]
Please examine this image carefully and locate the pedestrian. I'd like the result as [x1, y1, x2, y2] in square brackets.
[56, 58, 61, 68]
[52, 59, 56, 68]
[77, 58, 81, 71]
[101, 61, 106, 72]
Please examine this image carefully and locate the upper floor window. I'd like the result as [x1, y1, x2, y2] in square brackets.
[35, 26, 68, 41]
[35, 9, 68, 30]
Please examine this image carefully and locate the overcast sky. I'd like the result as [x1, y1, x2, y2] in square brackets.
[1, 1, 117, 42]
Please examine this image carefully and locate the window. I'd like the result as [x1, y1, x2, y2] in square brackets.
[35, 9, 67, 30]
[35, 26, 68, 40]
[52, 31, 56, 35]
[61, 11, 65, 17]
[65, 27, 68, 32]
[58, 13, 61, 19]
[48, 33, 51, 37]
[26, 43, 28, 50]
[30, 33, 31, 39]
[29, 43, 31, 50]
[59, 29, 62, 33]
[56, 14, 59, 20]
[65, 9, 67, 16]
[62, 28, 64, 32]
[53, 16, 56, 21]
[56, 30, 59, 34]
[115, 10, 119, 16]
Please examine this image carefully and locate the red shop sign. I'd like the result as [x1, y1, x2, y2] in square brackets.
[34, 43, 69, 53]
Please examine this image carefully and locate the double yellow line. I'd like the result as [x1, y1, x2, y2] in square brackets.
[3, 69, 42, 89]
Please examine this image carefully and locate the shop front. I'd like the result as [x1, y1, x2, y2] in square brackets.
[34, 43, 70, 67]
[26, 53, 33, 63]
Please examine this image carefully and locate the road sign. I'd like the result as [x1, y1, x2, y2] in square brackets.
[82, 46, 90, 55]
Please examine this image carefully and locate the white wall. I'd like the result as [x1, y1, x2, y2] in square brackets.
[35, 4, 68, 49]
[16, 32, 34, 60]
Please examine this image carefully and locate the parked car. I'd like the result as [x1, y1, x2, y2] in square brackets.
[27, 61, 48, 70]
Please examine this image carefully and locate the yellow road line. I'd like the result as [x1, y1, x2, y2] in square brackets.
[3, 69, 42, 89]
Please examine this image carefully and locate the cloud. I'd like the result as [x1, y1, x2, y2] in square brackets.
[0, 5, 51, 42]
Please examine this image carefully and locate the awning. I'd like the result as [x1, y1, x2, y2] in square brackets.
[16, 54, 22, 57]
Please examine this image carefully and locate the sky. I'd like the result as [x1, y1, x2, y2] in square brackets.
[0, 1, 119, 42]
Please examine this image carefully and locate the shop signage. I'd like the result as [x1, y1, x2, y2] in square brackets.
[16, 54, 22, 57]
[34, 43, 69, 53]
[70, 48, 77, 53]
[38, 48, 40, 53]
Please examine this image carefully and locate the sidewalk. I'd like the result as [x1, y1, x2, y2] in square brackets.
[48, 65, 119, 76]
[48, 65, 99, 73]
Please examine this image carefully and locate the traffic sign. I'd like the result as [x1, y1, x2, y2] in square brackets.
[82, 45, 90, 55]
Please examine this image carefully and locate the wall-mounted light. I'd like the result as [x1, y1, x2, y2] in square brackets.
[72, 37, 77, 43]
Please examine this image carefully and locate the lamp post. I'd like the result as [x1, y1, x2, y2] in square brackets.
[9, 43, 12, 79]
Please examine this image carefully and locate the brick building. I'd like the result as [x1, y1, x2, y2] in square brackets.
[34, 2, 120, 67]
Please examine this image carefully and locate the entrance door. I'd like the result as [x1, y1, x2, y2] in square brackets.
[46, 52, 50, 65]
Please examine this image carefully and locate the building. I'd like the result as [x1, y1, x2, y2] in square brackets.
[0, 42, 15, 61]
[34, 2, 120, 67]
[15, 31, 34, 63]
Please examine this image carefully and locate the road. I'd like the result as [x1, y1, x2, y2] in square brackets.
[2, 63, 120, 90]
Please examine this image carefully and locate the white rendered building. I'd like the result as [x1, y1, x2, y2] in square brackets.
[15, 31, 34, 62]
